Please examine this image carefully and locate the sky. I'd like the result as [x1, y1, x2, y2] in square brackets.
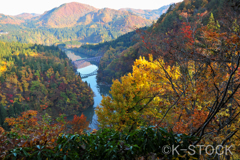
[1, 0, 183, 16]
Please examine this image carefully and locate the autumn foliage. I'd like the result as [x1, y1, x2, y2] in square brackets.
[5, 110, 39, 135]
[1, 0, 240, 159]
[0, 110, 90, 159]
[0, 42, 94, 127]
[96, 0, 240, 158]
[68, 114, 89, 134]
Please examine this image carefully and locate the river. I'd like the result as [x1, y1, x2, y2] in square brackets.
[64, 49, 111, 130]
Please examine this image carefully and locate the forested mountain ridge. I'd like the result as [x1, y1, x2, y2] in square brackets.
[0, 2, 154, 45]
[36, 2, 152, 29]
[1, 2, 168, 26]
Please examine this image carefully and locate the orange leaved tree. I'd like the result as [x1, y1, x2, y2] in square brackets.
[68, 114, 89, 134]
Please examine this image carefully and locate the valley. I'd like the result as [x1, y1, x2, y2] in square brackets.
[64, 49, 111, 130]
[1, 0, 240, 159]
[0, 2, 170, 45]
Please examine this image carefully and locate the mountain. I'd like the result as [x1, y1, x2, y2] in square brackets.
[119, 4, 170, 20]
[37, 2, 98, 28]
[77, 8, 152, 32]
[0, 2, 154, 45]
[36, 3, 152, 29]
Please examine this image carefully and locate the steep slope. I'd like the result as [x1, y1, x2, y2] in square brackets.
[119, 4, 170, 20]
[78, 8, 152, 32]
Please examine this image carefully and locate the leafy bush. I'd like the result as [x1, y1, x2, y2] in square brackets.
[4, 127, 198, 160]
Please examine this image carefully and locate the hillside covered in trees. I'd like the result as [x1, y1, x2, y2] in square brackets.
[0, 41, 94, 130]
[77, 0, 239, 84]
[0, 2, 154, 45]
[1, 0, 240, 159]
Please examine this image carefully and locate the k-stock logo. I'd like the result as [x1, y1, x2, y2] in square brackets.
[160, 145, 233, 156]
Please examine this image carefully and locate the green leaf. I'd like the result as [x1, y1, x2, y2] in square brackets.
[22, 149, 29, 157]
[37, 151, 42, 160]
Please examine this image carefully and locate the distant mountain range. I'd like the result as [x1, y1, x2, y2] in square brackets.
[1, 2, 169, 27]
[119, 5, 170, 20]
[15, 13, 40, 20]
[34, 2, 157, 30]
[0, 2, 169, 44]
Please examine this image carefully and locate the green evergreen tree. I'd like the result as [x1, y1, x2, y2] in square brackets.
[0, 75, 4, 83]
[0, 104, 7, 125]
[8, 105, 15, 117]
[13, 102, 22, 116]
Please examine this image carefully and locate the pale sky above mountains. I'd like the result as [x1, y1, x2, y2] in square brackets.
[1, 0, 183, 16]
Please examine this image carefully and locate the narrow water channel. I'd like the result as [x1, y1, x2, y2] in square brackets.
[65, 49, 111, 130]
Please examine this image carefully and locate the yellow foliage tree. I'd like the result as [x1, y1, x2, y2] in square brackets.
[96, 55, 182, 131]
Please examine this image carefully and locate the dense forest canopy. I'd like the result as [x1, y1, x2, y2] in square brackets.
[0, 41, 94, 129]
[1, 0, 240, 159]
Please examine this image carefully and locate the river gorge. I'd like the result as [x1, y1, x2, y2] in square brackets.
[64, 49, 111, 130]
